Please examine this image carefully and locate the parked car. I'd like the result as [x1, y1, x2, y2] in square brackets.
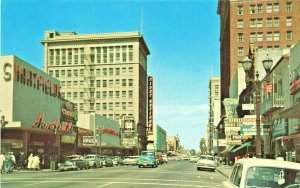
[65, 155, 89, 170]
[156, 153, 163, 165]
[189, 156, 198, 163]
[84, 154, 102, 168]
[223, 158, 300, 188]
[112, 156, 123, 166]
[123, 156, 140, 165]
[137, 151, 158, 168]
[58, 160, 78, 171]
[162, 154, 168, 163]
[197, 155, 216, 171]
[99, 156, 114, 167]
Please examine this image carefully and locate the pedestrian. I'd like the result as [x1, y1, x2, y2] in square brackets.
[32, 154, 40, 171]
[4, 152, 15, 173]
[27, 153, 33, 170]
[18, 152, 26, 170]
[0, 152, 5, 173]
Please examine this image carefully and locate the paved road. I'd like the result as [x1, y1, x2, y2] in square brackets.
[1, 161, 227, 188]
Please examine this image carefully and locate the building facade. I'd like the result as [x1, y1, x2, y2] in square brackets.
[40, 31, 150, 151]
[0, 55, 77, 157]
[147, 124, 167, 153]
[218, 0, 300, 101]
[207, 76, 221, 154]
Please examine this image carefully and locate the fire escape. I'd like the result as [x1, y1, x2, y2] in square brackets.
[84, 47, 96, 114]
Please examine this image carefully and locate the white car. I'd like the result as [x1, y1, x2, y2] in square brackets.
[162, 154, 168, 163]
[222, 158, 300, 188]
[123, 156, 140, 165]
[197, 155, 216, 171]
[189, 156, 198, 163]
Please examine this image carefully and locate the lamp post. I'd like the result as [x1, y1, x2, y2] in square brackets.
[240, 54, 273, 158]
[96, 126, 104, 156]
[135, 133, 140, 155]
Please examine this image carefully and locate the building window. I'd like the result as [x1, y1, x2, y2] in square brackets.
[62, 49, 66, 65]
[109, 91, 113, 98]
[257, 32, 263, 42]
[129, 90, 133, 98]
[109, 80, 113, 87]
[128, 67, 133, 73]
[103, 80, 107, 87]
[67, 81, 71, 87]
[96, 103, 101, 110]
[274, 32, 280, 41]
[55, 50, 60, 65]
[286, 31, 292, 40]
[109, 46, 114, 63]
[128, 79, 133, 86]
[115, 68, 120, 75]
[115, 102, 120, 110]
[274, 18, 279, 27]
[80, 69, 84, 76]
[103, 91, 107, 98]
[80, 92, 84, 99]
[122, 79, 126, 87]
[68, 49, 72, 65]
[122, 91, 126, 98]
[80, 48, 85, 64]
[61, 70, 65, 77]
[115, 79, 120, 87]
[250, 33, 256, 43]
[286, 2, 292, 12]
[96, 91, 100, 98]
[238, 47, 243, 57]
[103, 103, 107, 110]
[266, 4, 272, 13]
[97, 80, 101, 87]
[67, 92, 71, 99]
[74, 69, 78, 77]
[266, 18, 272, 27]
[257, 4, 262, 13]
[238, 33, 243, 42]
[73, 92, 78, 100]
[129, 45, 133, 61]
[73, 81, 78, 87]
[96, 47, 101, 64]
[250, 19, 256, 28]
[109, 102, 113, 110]
[257, 18, 263, 28]
[55, 70, 59, 77]
[237, 5, 243, 15]
[80, 80, 84, 87]
[109, 68, 113, 76]
[96, 68, 100, 76]
[116, 46, 120, 62]
[237, 19, 243, 28]
[90, 80, 94, 87]
[128, 102, 133, 109]
[49, 50, 54, 65]
[267, 32, 273, 41]
[115, 91, 120, 98]
[67, 70, 72, 77]
[273, 3, 279, 12]
[286, 17, 292, 26]
[61, 81, 65, 87]
[250, 5, 255, 14]
[122, 102, 126, 110]
[122, 46, 127, 62]
[103, 68, 107, 76]
[103, 47, 107, 63]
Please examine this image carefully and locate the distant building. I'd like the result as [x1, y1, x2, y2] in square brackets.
[147, 124, 167, 153]
[167, 136, 180, 155]
[40, 31, 150, 151]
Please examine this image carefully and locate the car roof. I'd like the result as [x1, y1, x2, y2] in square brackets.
[200, 155, 213, 157]
[235, 158, 300, 170]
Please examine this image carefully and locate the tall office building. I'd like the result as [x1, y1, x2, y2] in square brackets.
[40, 31, 150, 150]
[218, 0, 300, 101]
[207, 76, 221, 154]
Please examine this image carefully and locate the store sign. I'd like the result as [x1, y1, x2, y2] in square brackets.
[264, 84, 273, 93]
[123, 116, 135, 130]
[13, 63, 60, 98]
[61, 102, 77, 123]
[3, 62, 12, 81]
[240, 124, 270, 135]
[232, 135, 253, 140]
[103, 128, 119, 136]
[290, 66, 300, 94]
[273, 119, 288, 137]
[226, 141, 242, 145]
[242, 104, 255, 111]
[32, 113, 73, 134]
[223, 98, 239, 118]
[82, 136, 98, 146]
[148, 76, 154, 132]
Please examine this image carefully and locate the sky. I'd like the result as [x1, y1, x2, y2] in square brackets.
[1, 0, 220, 151]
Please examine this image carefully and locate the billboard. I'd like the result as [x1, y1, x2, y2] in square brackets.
[148, 76, 154, 133]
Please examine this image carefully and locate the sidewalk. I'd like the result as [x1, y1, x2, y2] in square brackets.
[2, 169, 57, 174]
[216, 165, 233, 178]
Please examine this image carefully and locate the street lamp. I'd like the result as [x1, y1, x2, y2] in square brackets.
[135, 134, 140, 155]
[96, 126, 104, 156]
[240, 53, 273, 158]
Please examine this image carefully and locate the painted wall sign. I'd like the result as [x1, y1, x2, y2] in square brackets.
[3, 62, 12, 81]
[102, 128, 119, 136]
[32, 113, 72, 134]
[148, 76, 154, 133]
[14, 63, 60, 98]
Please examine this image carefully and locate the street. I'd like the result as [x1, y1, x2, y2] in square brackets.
[1, 161, 227, 188]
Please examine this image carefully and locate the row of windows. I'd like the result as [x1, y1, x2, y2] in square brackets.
[237, 2, 292, 15]
[49, 67, 134, 78]
[61, 90, 134, 99]
[61, 79, 134, 88]
[237, 31, 293, 43]
[80, 102, 134, 111]
[237, 44, 292, 57]
[49, 45, 134, 65]
[237, 17, 292, 29]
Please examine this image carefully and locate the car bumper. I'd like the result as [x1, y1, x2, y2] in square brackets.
[197, 164, 216, 169]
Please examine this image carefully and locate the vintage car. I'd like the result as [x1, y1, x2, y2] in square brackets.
[58, 160, 78, 171]
[189, 156, 198, 163]
[162, 154, 168, 163]
[84, 154, 102, 168]
[156, 153, 164, 165]
[137, 151, 158, 168]
[123, 156, 140, 165]
[197, 155, 216, 171]
[99, 156, 114, 167]
[112, 156, 124, 166]
[65, 155, 89, 170]
[222, 158, 300, 188]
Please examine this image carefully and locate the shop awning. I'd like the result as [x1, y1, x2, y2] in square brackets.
[231, 142, 251, 153]
[279, 103, 300, 119]
[282, 133, 300, 140]
[220, 145, 235, 154]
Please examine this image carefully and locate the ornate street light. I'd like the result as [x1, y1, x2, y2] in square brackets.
[240, 54, 273, 158]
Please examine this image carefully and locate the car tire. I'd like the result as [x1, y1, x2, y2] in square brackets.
[197, 168, 200, 171]
[93, 164, 96, 169]
[138, 165, 141, 168]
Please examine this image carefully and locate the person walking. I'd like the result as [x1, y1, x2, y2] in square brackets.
[0, 152, 5, 173]
[32, 154, 40, 171]
[4, 152, 14, 173]
[27, 153, 33, 170]
[18, 152, 26, 170]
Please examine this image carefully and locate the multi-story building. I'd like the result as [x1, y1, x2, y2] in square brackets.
[40, 31, 150, 151]
[147, 124, 167, 153]
[218, 0, 300, 101]
[207, 76, 221, 154]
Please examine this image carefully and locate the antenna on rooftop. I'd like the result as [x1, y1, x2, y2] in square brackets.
[140, 1, 144, 35]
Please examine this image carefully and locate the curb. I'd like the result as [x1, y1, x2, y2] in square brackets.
[216, 168, 230, 178]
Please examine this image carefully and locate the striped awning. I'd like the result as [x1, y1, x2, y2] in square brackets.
[231, 142, 251, 153]
[220, 145, 235, 154]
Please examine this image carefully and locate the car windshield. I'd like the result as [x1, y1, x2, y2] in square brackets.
[142, 152, 154, 156]
[66, 156, 81, 160]
[200, 156, 214, 160]
[245, 167, 300, 188]
[84, 156, 95, 159]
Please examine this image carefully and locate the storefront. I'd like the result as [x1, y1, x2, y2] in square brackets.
[0, 55, 77, 158]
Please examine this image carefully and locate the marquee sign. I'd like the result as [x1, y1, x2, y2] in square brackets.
[148, 76, 154, 133]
